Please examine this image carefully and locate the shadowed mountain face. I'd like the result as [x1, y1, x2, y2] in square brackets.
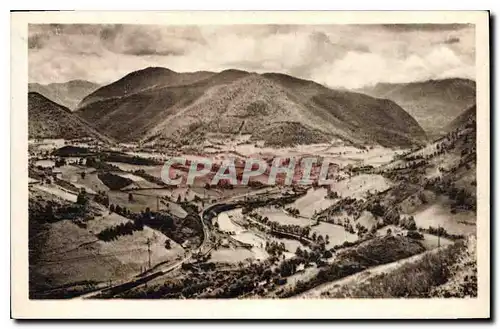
[28, 92, 112, 142]
[76, 67, 427, 148]
[359, 78, 476, 138]
[29, 80, 101, 111]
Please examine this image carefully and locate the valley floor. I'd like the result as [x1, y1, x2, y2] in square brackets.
[28, 134, 478, 299]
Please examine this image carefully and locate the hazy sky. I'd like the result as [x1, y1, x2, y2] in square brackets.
[28, 24, 475, 89]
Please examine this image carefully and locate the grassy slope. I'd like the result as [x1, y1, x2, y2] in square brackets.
[281, 235, 426, 297]
[328, 237, 476, 298]
[28, 189, 183, 298]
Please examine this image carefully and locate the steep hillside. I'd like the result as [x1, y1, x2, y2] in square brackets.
[28, 92, 113, 143]
[380, 104, 476, 208]
[360, 78, 476, 137]
[446, 105, 476, 133]
[29, 80, 100, 111]
[76, 67, 427, 148]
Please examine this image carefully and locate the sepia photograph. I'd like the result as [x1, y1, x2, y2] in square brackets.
[11, 10, 490, 319]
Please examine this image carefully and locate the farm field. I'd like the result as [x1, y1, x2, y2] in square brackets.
[58, 164, 96, 178]
[104, 171, 162, 190]
[341, 147, 404, 167]
[107, 162, 162, 174]
[130, 187, 202, 202]
[232, 232, 268, 260]
[85, 212, 130, 233]
[210, 248, 255, 264]
[29, 138, 65, 151]
[32, 184, 77, 202]
[411, 198, 476, 235]
[271, 237, 311, 255]
[58, 166, 109, 192]
[290, 187, 337, 218]
[108, 190, 167, 213]
[119, 189, 188, 218]
[30, 212, 183, 294]
[34, 159, 56, 168]
[257, 207, 312, 227]
[310, 222, 358, 248]
[106, 191, 189, 219]
[217, 211, 245, 234]
[356, 211, 380, 231]
[329, 174, 392, 199]
[420, 233, 454, 250]
[215, 209, 270, 261]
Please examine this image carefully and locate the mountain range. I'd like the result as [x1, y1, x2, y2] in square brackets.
[73, 67, 427, 148]
[29, 80, 101, 111]
[359, 78, 476, 137]
[28, 67, 476, 149]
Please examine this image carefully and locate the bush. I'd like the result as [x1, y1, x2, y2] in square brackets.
[406, 230, 424, 240]
[76, 189, 88, 205]
[94, 191, 109, 207]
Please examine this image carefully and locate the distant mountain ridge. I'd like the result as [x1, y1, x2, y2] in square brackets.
[359, 78, 476, 137]
[29, 80, 101, 111]
[78, 67, 214, 109]
[75, 67, 427, 148]
[28, 92, 112, 142]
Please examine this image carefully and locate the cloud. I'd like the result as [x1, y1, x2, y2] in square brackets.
[28, 24, 476, 89]
[443, 36, 461, 44]
[28, 34, 48, 49]
[99, 25, 205, 57]
[310, 45, 475, 89]
[377, 23, 472, 32]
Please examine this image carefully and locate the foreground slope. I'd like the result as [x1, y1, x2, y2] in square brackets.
[29, 80, 100, 111]
[360, 78, 476, 137]
[28, 92, 112, 142]
[76, 67, 426, 148]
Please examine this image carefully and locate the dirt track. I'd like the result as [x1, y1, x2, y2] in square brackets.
[295, 247, 442, 299]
